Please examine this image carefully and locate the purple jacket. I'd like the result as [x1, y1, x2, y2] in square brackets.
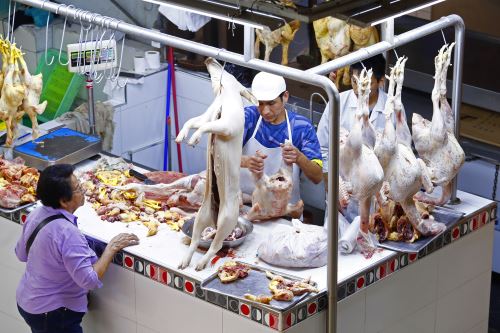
[15, 205, 102, 314]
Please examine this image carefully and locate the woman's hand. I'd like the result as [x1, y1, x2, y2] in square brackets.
[106, 233, 139, 253]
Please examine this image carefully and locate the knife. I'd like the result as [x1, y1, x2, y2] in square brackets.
[129, 169, 156, 185]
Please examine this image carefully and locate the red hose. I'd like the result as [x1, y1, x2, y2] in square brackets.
[168, 47, 183, 173]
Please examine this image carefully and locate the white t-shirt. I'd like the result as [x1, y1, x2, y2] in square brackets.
[316, 88, 406, 173]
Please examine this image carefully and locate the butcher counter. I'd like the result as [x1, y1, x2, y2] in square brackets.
[0, 157, 496, 333]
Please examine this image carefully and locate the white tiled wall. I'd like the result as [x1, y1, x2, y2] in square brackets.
[135, 274, 222, 333]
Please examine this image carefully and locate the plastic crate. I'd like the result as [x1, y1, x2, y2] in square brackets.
[35, 49, 85, 123]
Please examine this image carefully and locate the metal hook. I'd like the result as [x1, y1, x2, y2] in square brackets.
[110, 22, 127, 88]
[58, 4, 75, 65]
[43, 0, 55, 65]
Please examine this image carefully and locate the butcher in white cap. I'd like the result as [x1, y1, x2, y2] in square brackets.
[240, 71, 323, 211]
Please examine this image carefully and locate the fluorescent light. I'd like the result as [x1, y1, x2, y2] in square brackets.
[141, 0, 265, 30]
[371, 0, 446, 26]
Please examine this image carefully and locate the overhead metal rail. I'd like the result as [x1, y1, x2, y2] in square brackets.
[150, 0, 445, 27]
[11, 1, 464, 332]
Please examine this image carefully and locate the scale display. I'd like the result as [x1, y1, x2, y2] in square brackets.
[67, 39, 117, 73]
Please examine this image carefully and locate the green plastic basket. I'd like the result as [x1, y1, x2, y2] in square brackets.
[35, 49, 85, 123]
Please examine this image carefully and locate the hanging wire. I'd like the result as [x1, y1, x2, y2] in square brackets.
[9, 0, 17, 43]
[441, 29, 448, 45]
[6, 0, 12, 42]
[393, 48, 399, 59]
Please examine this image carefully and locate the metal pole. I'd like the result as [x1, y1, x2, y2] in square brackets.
[326, 86, 340, 333]
[450, 18, 465, 204]
[243, 25, 255, 62]
[85, 73, 96, 136]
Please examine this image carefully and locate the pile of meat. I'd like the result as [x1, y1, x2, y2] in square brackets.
[0, 37, 47, 146]
[201, 226, 244, 242]
[0, 157, 38, 209]
[81, 162, 201, 236]
[369, 200, 434, 243]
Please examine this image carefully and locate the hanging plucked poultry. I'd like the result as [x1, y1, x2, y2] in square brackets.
[0, 37, 47, 147]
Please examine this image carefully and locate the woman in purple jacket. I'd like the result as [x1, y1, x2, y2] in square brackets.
[15, 164, 139, 333]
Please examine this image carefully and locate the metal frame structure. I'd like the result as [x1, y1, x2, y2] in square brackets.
[10, 1, 464, 332]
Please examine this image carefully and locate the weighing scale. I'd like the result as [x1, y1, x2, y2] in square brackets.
[13, 128, 102, 170]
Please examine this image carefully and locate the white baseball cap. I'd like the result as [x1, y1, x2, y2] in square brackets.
[251, 72, 286, 101]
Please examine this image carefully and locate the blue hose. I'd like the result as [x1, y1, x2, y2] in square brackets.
[163, 60, 172, 171]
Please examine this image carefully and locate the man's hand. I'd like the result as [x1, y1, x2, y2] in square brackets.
[242, 151, 267, 176]
[281, 143, 302, 165]
[328, 71, 337, 83]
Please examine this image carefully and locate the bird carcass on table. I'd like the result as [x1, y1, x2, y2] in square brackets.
[254, 20, 301, 66]
[339, 68, 384, 258]
[245, 141, 303, 221]
[0, 43, 26, 147]
[412, 43, 465, 206]
[373, 57, 445, 238]
[175, 57, 257, 270]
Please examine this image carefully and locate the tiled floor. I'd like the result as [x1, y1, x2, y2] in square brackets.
[490, 273, 500, 332]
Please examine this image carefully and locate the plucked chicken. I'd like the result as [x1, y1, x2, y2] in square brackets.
[0, 43, 26, 147]
[313, 17, 351, 85]
[0, 37, 47, 146]
[255, 20, 300, 66]
[339, 68, 384, 258]
[17, 54, 47, 140]
[374, 57, 445, 236]
[246, 141, 303, 221]
[412, 44, 465, 205]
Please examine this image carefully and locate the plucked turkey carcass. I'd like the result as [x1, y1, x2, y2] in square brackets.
[255, 20, 300, 66]
[374, 57, 444, 236]
[246, 142, 303, 221]
[313, 17, 351, 85]
[412, 43, 465, 206]
[339, 68, 384, 258]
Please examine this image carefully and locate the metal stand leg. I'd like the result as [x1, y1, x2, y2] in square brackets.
[86, 73, 96, 136]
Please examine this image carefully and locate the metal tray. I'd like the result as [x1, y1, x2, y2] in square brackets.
[0, 201, 37, 214]
[201, 261, 318, 311]
[377, 206, 465, 253]
[181, 216, 253, 249]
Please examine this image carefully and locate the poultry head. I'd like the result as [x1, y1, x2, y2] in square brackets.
[412, 43, 465, 206]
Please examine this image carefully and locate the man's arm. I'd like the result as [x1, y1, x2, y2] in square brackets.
[281, 144, 323, 184]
